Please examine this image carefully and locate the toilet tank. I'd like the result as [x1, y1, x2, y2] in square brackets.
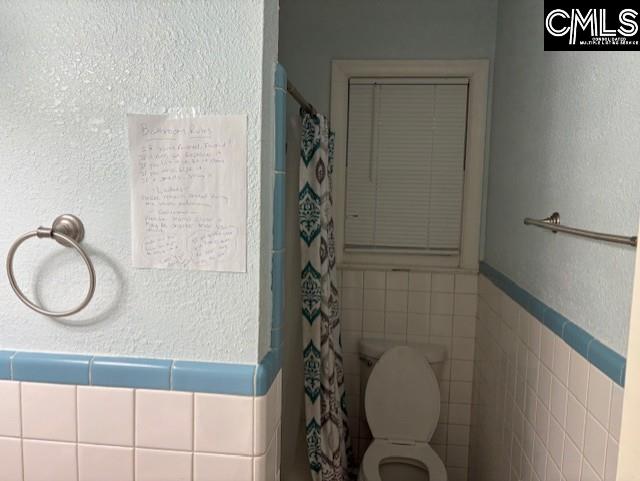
[358, 338, 446, 365]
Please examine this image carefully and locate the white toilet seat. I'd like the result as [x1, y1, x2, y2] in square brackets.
[365, 346, 440, 443]
[361, 440, 448, 481]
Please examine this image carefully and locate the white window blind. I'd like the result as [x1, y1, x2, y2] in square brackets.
[345, 79, 468, 254]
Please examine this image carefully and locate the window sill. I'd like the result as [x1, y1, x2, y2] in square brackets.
[337, 261, 478, 274]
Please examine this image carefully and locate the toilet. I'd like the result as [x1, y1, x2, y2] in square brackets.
[358, 342, 448, 481]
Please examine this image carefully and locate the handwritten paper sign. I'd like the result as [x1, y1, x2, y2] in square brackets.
[128, 114, 247, 272]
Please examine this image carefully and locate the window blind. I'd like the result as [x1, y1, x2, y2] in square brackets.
[345, 80, 468, 254]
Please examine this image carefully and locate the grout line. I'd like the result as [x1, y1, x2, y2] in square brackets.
[578, 365, 590, 480]
[585, 338, 595, 364]
[9, 351, 17, 380]
[5, 434, 259, 458]
[133, 446, 137, 481]
[252, 360, 258, 406]
[74, 385, 79, 481]
[169, 360, 175, 391]
[252, 381, 257, 458]
[133, 389, 137, 451]
[252, 443, 256, 480]
[191, 391, 196, 476]
[88, 356, 94, 385]
[18, 379, 24, 481]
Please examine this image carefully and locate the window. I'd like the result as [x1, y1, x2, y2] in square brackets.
[345, 78, 468, 254]
[331, 61, 488, 269]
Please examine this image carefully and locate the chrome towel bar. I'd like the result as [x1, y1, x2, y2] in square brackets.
[524, 212, 637, 247]
[6, 214, 96, 317]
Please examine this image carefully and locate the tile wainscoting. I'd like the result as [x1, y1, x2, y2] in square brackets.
[0, 373, 281, 481]
[337, 267, 478, 481]
[471, 268, 624, 481]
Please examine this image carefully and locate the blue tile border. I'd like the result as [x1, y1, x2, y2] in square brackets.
[480, 261, 626, 386]
[172, 361, 256, 396]
[258, 61, 288, 397]
[588, 339, 626, 386]
[0, 350, 14, 379]
[275, 90, 287, 172]
[92, 357, 172, 390]
[562, 323, 592, 359]
[273, 173, 286, 251]
[255, 349, 281, 396]
[0, 350, 278, 396]
[271, 327, 284, 351]
[12, 351, 92, 385]
[275, 63, 287, 90]
[272, 251, 285, 331]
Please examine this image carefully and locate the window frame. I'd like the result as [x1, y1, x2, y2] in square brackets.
[331, 59, 489, 270]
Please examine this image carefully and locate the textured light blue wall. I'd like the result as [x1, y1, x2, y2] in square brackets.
[484, 0, 640, 355]
[279, 0, 498, 115]
[0, 0, 278, 364]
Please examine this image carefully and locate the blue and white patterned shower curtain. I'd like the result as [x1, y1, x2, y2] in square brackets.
[298, 111, 356, 481]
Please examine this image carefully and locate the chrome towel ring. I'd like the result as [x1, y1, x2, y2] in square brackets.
[6, 214, 96, 317]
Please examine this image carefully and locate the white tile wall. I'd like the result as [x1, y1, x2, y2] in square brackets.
[194, 452, 254, 481]
[470, 275, 623, 481]
[77, 386, 134, 446]
[195, 393, 253, 455]
[21, 383, 77, 442]
[338, 268, 478, 480]
[135, 448, 192, 481]
[136, 390, 194, 451]
[254, 374, 282, 456]
[0, 381, 21, 437]
[23, 439, 77, 481]
[78, 444, 134, 481]
[0, 372, 281, 481]
[0, 436, 22, 481]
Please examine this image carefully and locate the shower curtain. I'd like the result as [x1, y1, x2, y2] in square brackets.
[298, 111, 356, 481]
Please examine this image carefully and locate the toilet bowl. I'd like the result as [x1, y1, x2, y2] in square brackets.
[358, 346, 448, 481]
